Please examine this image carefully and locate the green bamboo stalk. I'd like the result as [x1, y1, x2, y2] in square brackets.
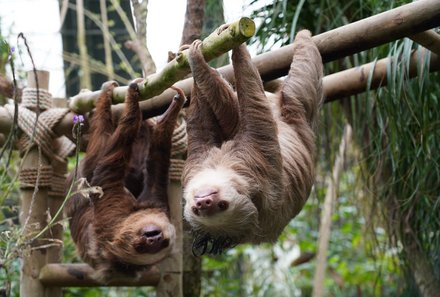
[69, 17, 255, 114]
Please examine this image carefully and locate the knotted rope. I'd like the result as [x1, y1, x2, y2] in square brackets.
[6, 87, 76, 197]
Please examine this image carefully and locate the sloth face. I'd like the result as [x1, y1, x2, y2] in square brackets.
[183, 166, 259, 241]
[111, 209, 176, 265]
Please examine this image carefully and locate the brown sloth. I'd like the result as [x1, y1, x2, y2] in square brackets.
[65, 81, 185, 281]
[182, 30, 323, 254]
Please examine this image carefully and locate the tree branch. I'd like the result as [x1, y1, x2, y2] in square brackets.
[126, 0, 156, 76]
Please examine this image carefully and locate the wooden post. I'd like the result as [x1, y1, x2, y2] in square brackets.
[19, 70, 54, 297]
[156, 180, 183, 297]
[182, 222, 201, 297]
[44, 97, 67, 297]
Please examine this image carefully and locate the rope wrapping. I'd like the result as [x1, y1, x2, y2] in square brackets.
[152, 112, 187, 182]
[19, 166, 53, 189]
[6, 87, 76, 195]
[169, 112, 187, 182]
[49, 171, 69, 197]
[21, 88, 52, 111]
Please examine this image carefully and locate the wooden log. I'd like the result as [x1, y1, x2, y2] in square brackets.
[409, 30, 440, 55]
[39, 264, 160, 287]
[20, 70, 51, 297]
[323, 49, 440, 102]
[44, 95, 67, 296]
[264, 48, 440, 102]
[182, 221, 201, 297]
[156, 180, 183, 297]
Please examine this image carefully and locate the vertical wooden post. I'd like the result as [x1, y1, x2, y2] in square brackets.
[19, 70, 60, 297]
[156, 180, 183, 297]
[44, 95, 67, 297]
[183, 222, 201, 297]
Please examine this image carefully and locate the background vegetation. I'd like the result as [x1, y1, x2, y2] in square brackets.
[1, 0, 439, 296]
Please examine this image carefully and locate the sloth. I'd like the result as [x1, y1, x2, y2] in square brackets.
[182, 29, 323, 254]
[65, 81, 185, 281]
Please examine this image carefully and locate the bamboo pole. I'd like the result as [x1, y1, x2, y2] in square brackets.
[20, 70, 51, 297]
[68, 17, 256, 114]
[39, 264, 160, 287]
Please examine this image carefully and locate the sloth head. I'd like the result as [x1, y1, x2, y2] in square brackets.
[183, 165, 260, 253]
[107, 209, 176, 265]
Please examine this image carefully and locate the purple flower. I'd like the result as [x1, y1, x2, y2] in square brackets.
[73, 114, 84, 124]
[10, 46, 15, 54]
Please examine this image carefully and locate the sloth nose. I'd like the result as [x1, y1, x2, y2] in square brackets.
[192, 188, 229, 216]
[142, 225, 164, 245]
[195, 196, 213, 209]
[135, 225, 170, 254]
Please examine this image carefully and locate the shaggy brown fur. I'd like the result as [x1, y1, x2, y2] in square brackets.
[182, 30, 323, 254]
[65, 82, 185, 281]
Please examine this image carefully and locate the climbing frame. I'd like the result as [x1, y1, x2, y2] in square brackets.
[0, 1, 439, 296]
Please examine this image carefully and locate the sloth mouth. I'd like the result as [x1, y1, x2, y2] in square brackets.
[134, 237, 170, 254]
[134, 225, 170, 254]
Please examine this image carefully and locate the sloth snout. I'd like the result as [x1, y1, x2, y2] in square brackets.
[192, 188, 229, 216]
[136, 225, 170, 254]
[143, 226, 164, 246]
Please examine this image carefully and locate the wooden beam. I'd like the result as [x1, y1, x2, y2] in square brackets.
[409, 30, 440, 55]
[323, 49, 440, 102]
[156, 181, 184, 296]
[19, 70, 53, 297]
[39, 264, 160, 287]
[264, 49, 440, 102]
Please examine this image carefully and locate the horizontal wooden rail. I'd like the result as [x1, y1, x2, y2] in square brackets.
[263, 48, 440, 102]
[324, 49, 440, 102]
[409, 30, 440, 55]
[39, 263, 160, 287]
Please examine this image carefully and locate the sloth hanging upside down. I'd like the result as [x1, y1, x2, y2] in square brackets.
[65, 81, 185, 281]
[182, 29, 323, 254]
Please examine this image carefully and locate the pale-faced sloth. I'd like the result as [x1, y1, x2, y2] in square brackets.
[182, 30, 323, 254]
[65, 81, 185, 281]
